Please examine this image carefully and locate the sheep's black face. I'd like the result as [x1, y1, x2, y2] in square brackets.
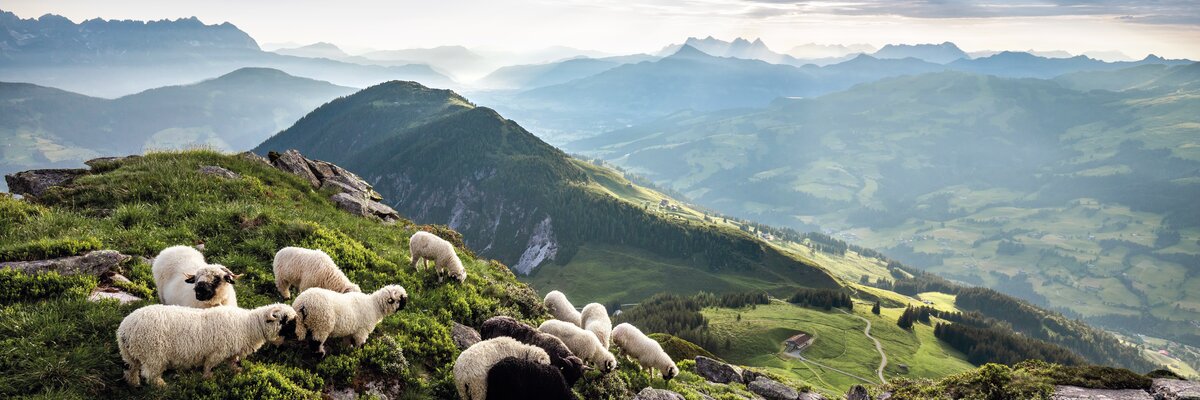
[663, 367, 678, 381]
[279, 315, 298, 340]
[559, 356, 586, 385]
[193, 279, 218, 301]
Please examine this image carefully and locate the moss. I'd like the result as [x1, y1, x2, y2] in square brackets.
[0, 237, 103, 262]
[0, 269, 97, 303]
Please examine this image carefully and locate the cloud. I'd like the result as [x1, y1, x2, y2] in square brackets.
[730, 0, 1200, 25]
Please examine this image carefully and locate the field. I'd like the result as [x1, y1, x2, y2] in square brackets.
[703, 301, 974, 397]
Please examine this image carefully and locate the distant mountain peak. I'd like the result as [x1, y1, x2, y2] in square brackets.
[873, 42, 968, 64]
[669, 44, 713, 59]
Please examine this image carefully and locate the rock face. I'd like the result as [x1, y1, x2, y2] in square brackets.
[266, 149, 398, 222]
[749, 376, 800, 400]
[450, 322, 481, 350]
[846, 384, 872, 400]
[695, 356, 743, 384]
[634, 387, 686, 400]
[5, 169, 88, 197]
[1, 250, 131, 277]
[198, 165, 240, 179]
[1053, 385, 1153, 400]
[1152, 379, 1200, 400]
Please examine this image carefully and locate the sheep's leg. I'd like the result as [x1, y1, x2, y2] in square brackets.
[143, 364, 165, 387]
[312, 332, 329, 357]
[227, 356, 244, 374]
[124, 358, 142, 387]
[202, 356, 222, 379]
[353, 331, 370, 347]
[410, 256, 420, 271]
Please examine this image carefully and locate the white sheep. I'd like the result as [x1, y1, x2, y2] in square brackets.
[453, 336, 551, 400]
[291, 285, 408, 356]
[543, 290, 581, 327]
[580, 303, 612, 349]
[538, 319, 617, 373]
[152, 245, 238, 308]
[612, 323, 678, 381]
[116, 303, 297, 387]
[409, 231, 466, 283]
[272, 246, 360, 299]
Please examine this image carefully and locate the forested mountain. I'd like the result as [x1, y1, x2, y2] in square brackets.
[253, 81, 839, 298]
[569, 66, 1200, 343]
[0, 10, 453, 97]
[0, 67, 355, 188]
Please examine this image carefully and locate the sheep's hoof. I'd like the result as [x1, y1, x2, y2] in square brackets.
[124, 370, 140, 387]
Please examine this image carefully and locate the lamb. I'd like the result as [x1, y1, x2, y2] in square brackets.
[116, 303, 297, 387]
[612, 323, 678, 381]
[538, 319, 617, 373]
[480, 316, 587, 385]
[291, 285, 407, 356]
[485, 356, 575, 400]
[272, 246, 360, 299]
[152, 245, 239, 308]
[543, 290, 581, 326]
[408, 231, 466, 283]
[580, 303, 612, 349]
[454, 337, 551, 400]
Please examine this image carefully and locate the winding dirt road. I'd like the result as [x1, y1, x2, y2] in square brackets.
[840, 309, 888, 384]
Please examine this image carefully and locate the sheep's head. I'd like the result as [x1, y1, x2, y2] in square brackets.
[375, 285, 408, 313]
[662, 364, 679, 381]
[185, 265, 240, 302]
[600, 356, 618, 374]
[261, 304, 298, 345]
[559, 355, 587, 385]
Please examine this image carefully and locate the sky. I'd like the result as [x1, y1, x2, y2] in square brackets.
[6, 0, 1200, 60]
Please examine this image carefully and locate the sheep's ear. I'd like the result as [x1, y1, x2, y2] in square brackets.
[184, 274, 196, 284]
[224, 274, 236, 284]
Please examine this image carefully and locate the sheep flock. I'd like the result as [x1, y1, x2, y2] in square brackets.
[115, 231, 680, 399]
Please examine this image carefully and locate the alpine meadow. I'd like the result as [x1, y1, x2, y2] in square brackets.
[1, 2, 1199, 400]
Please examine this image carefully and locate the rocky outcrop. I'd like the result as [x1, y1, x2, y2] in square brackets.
[695, 356, 743, 384]
[1152, 379, 1200, 400]
[1, 250, 131, 277]
[846, 384, 872, 400]
[749, 376, 800, 400]
[267, 149, 398, 222]
[634, 387, 687, 400]
[84, 155, 141, 169]
[199, 165, 240, 179]
[450, 322, 481, 350]
[5, 169, 88, 197]
[1053, 385, 1153, 400]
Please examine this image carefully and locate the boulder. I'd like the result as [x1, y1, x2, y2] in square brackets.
[748, 376, 800, 400]
[846, 384, 871, 400]
[5, 169, 88, 197]
[742, 368, 764, 384]
[1052, 385, 1152, 400]
[238, 151, 270, 165]
[198, 165, 240, 180]
[450, 322, 481, 350]
[268, 149, 320, 187]
[1, 250, 131, 277]
[88, 288, 142, 305]
[695, 356, 743, 384]
[332, 193, 371, 217]
[634, 387, 686, 400]
[1152, 378, 1200, 400]
[799, 393, 828, 400]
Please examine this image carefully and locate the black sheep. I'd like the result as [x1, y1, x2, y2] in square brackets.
[480, 316, 588, 385]
[485, 356, 575, 400]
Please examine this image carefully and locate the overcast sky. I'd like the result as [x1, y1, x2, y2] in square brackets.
[6, 0, 1200, 59]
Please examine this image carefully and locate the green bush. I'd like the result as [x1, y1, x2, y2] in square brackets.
[0, 237, 103, 262]
[0, 269, 97, 303]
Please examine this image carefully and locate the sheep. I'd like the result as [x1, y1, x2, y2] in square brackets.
[480, 316, 587, 385]
[543, 290, 581, 326]
[485, 356, 575, 400]
[538, 319, 617, 373]
[116, 303, 297, 387]
[612, 323, 678, 381]
[291, 285, 407, 356]
[272, 246, 360, 299]
[409, 231, 466, 283]
[152, 245, 239, 308]
[580, 303, 612, 349]
[454, 337, 551, 400]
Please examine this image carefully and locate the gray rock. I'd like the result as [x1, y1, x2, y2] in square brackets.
[877, 392, 892, 400]
[331, 193, 370, 217]
[451, 322, 481, 350]
[84, 155, 140, 170]
[109, 273, 132, 284]
[1, 250, 131, 277]
[1053, 385, 1153, 400]
[238, 151, 270, 165]
[5, 168, 88, 197]
[749, 376, 800, 400]
[799, 393, 828, 400]
[366, 200, 401, 222]
[268, 149, 320, 187]
[743, 368, 764, 384]
[88, 288, 142, 304]
[847, 384, 871, 400]
[634, 387, 686, 400]
[696, 356, 743, 384]
[198, 165, 240, 180]
[1152, 378, 1200, 400]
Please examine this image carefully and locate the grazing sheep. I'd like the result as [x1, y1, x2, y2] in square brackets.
[612, 323, 678, 381]
[480, 316, 587, 385]
[409, 231, 466, 283]
[152, 245, 238, 308]
[486, 356, 575, 400]
[543, 290, 581, 326]
[580, 303, 612, 349]
[454, 337, 551, 400]
[292, 285, 408, 356]
[272, 246, 360, 299]
[116, 303, 297, 387]
[538, 319, 617, 373]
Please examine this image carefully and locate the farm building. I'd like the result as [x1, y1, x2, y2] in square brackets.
[784, 332, 814, 352]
